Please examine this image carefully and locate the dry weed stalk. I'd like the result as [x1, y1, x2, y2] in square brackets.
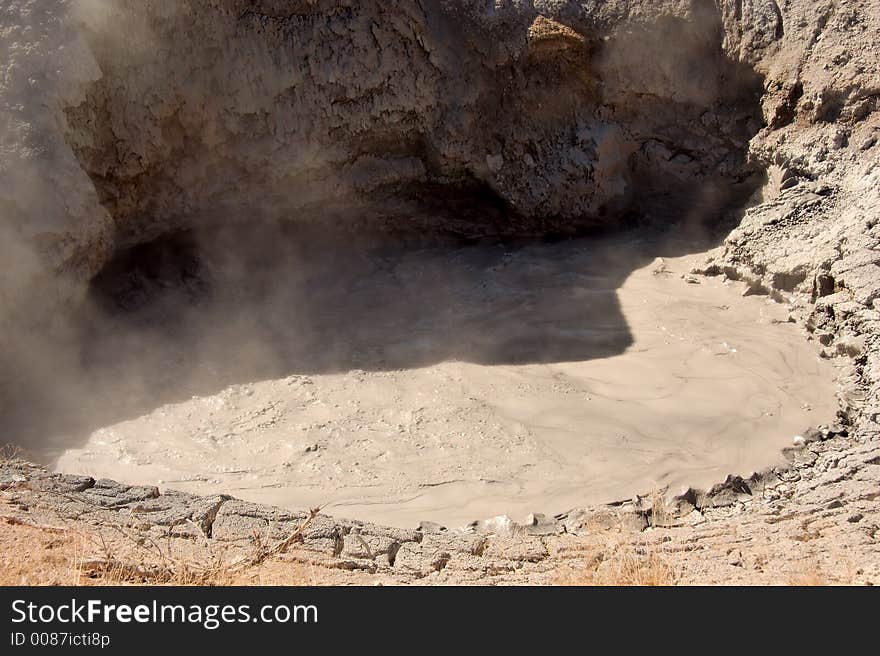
[555, 513, 677, 586]
[2, 503, 322, 585]
[229, 506, 321, 573]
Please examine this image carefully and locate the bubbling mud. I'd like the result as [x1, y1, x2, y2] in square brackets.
[45, 227, 838, 528]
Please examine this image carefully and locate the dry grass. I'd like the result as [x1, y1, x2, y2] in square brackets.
[556, 545, 676, 586]
[2, 506, 680, 587]
[0, 446, 366, 586]
[0, 517, 84, 585]
[554, 525, 677, 587]
[0, 510, 331, 586]
[0, 447, 337, 586]
[646, 489, 676, 528]
[595, 547, 676, 586]
[0, 444, 23, 461]
[550, 494, 679, 586]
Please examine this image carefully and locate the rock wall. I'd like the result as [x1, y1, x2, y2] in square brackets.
[706, 0, 880, 437]
[3, 0, 778, 326]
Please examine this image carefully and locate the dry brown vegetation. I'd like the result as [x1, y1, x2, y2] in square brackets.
[1, 512, 682, 587]
[0, 511, 332, 586]
[555, 540, 677, 586]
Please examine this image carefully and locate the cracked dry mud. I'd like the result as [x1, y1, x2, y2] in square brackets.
[2, 1, 880, 584]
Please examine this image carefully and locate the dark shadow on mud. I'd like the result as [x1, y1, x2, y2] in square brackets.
[1, 206, 754, 464]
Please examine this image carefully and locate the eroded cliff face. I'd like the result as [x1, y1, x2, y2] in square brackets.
[2, 0, 777, 324]
[4, 1, 877, 326]
[62, 0, 765, 245]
